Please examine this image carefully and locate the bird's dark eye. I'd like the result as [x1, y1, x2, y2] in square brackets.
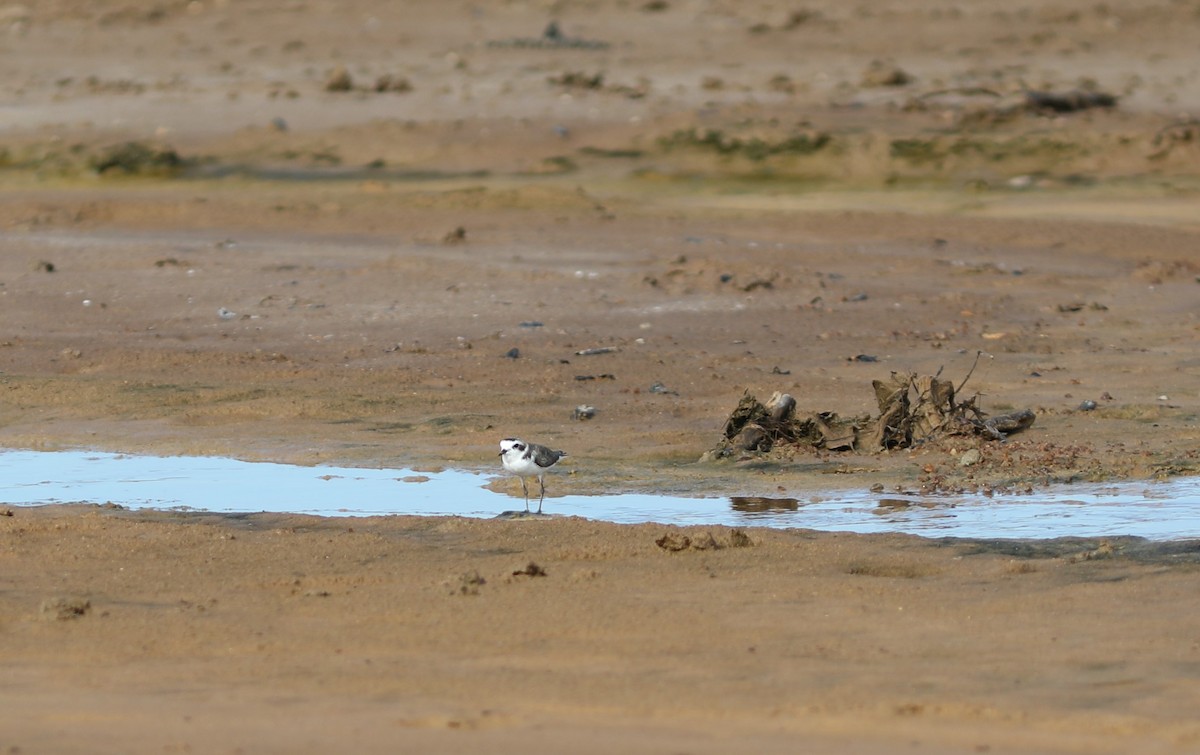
[514, 443, 525, 451]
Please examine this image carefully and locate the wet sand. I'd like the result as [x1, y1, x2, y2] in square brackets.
[2, 0, 1200, 752]
[6, 505, 1200, 754]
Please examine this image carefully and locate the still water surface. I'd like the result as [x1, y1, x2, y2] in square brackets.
[2, 450, 1198, 540]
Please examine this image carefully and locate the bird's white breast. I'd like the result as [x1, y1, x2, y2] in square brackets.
[501, 450, 539, 476]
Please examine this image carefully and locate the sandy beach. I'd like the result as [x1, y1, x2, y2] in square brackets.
[2, 0, 1200, 751]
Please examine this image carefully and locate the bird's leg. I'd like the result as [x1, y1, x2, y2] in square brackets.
[537, 475, 546, 514]
[521, 477, 530, 511]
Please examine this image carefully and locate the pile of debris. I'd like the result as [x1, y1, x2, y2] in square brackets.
[708, 370, 1035, 458]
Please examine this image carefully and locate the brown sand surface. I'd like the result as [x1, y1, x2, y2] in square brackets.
[6, 506, 1200, 754]
[2, 0, 1200, 751]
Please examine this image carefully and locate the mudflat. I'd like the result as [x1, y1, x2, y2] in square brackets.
[2, 0, 1199, 752]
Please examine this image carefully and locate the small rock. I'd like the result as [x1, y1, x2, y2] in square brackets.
[697, 448, 731, 463]
[41, 596, 91, 621]
[1078, 400, 1097, 411]
[449, 570, 486, 596]
[727, 529, 753, 547]
[504, 347, 520, 359]
[734, 423, 771, 452]
[374, 74, 413, 93]
[861, 60, 912, 88]
[655, 533, 691, 552]
[959, 448, 982, 467]
[512, 562, 547, 577]
[324, 66, 354, 92]
[741, 278, 774, 292]
[549, 71, 605, 90]
[765, 392, 795, 422]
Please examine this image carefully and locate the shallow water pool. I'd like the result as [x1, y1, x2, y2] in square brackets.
[1, 449, 1198, 540]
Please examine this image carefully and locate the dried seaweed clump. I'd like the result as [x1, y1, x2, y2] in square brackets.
[706, 370, 1034, 459]
[89, 141, 186, 177]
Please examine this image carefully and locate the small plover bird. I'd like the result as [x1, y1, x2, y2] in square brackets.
[499, 438, 567, 513]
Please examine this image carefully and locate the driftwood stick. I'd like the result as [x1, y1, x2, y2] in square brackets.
[955, 350, 988, 395]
